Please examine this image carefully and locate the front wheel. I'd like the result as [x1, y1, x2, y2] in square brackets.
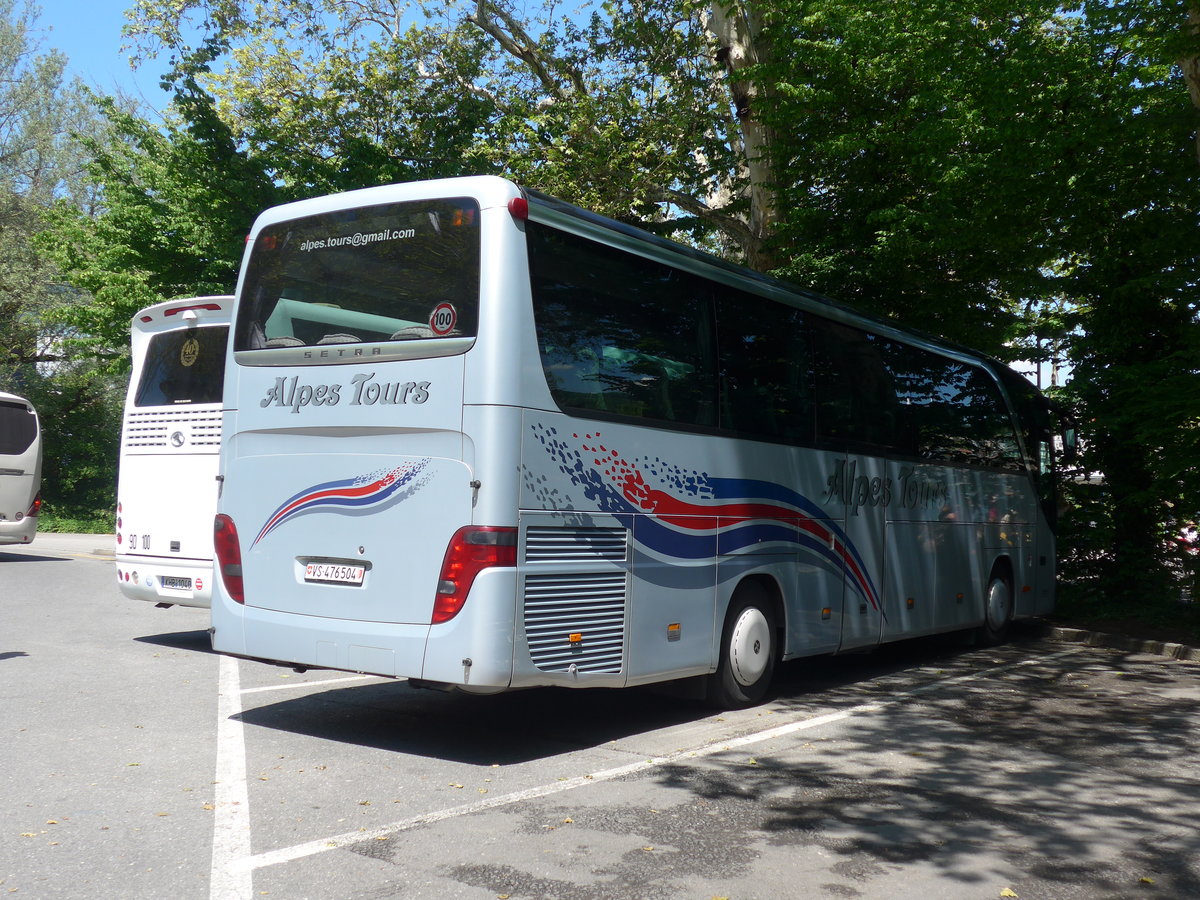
[978, 570, 1014, 646]
[707, 583, 778, 708]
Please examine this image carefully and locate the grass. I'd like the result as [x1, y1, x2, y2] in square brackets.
[38, 513, 114, 535]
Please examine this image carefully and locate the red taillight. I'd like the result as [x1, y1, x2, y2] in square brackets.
[507, 196, 529, 220]
[213, 514, 245, 604]
[26, 494, 41, 517]
[432, 526, 517, 624]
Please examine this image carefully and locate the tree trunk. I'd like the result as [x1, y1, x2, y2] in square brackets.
[1183, 4, 1200, 166]
[706, 0, 779, 271]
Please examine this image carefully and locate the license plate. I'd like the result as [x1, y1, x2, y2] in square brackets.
[161, 575, 192, 590]
[304, 563, 366, 585]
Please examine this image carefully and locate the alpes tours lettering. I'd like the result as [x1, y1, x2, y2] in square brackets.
[259, 373, 430, 413]
[823, 458, 950, 516]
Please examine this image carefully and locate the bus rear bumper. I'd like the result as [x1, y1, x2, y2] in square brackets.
[211, 570, 518, 689]
[0, 516, 38, 545]
[116, 555, 214, 608]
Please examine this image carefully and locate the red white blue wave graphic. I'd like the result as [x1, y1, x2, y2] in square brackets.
[252, 460, 430, 547]
[535, 428, 881, 612]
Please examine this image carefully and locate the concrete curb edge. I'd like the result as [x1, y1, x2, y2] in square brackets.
[1045, 625, 1200, 662]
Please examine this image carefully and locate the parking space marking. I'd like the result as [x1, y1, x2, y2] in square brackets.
[228, 647, 1081, 875]
[240, 674, 382, 696]
[210, 655, 253, 900]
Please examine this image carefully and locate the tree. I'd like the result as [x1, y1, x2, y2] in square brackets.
[0, 0, 99, 380]
[41, 77, 280, 354]
[0, 0, 131, 523]
[1059, 0, 1200, 601]
[125, 0, 782, 264]
[758, 1, 1106, 353]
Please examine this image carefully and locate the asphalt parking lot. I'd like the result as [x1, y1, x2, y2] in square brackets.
[4, 534, 1200, 900]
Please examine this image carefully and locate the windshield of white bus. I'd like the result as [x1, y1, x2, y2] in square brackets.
[234, 198, 481, 351]
[0, 399, 37, 454]
[134, 326, 228, 406]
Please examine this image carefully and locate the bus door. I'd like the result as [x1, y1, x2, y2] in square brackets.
[810, 318, 889, 653]
[830, 455, 887, 651]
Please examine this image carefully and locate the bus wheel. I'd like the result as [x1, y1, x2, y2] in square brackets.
[707, 582, 777, 708]
[978, 568, 1014, 646]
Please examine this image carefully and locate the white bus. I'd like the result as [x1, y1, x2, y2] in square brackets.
[116, 297, 233, 607]
[0, 391, 42, 546]
[211, 176, 1066, 706]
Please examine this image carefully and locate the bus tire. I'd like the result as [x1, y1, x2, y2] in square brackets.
[978, 566, 1014, 646]
[707, 581, 777, 708]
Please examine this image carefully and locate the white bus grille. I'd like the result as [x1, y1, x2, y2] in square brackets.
[122, 409, 223, 451]
[524, 573, 627, 673]
[524, 526, 627, 562]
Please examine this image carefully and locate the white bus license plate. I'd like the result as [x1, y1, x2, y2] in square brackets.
[161, 575, 192, 590]
[304, 563, 366, 586]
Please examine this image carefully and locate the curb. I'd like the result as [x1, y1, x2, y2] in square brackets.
[1046, 625, 1200, 662]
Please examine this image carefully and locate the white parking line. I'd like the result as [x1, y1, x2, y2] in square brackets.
[239, 702, 883, 874]
[240, 673, 382, 696]
[218, 646, 1080, 875]
[210, 655, 253, 900]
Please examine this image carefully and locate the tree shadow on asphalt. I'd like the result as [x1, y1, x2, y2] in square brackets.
[650, 641, 1200, 899]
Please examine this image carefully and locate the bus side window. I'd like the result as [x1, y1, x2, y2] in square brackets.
[877, 341, 1025, 471]
[717, 290, 813, 443]
[528, 223, 717, 427]
[810, 318, 896, 450]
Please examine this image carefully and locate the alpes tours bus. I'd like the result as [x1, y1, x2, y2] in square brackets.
[210, 176, 1067, 707]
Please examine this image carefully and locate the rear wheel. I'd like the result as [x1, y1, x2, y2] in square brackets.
[707, 582, 778, 708]
[978, 569, 1014, 646]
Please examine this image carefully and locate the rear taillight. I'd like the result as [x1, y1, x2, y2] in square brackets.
[26, 494, 41, 517]
[213, 514, 245, 604]
[432, 526, 517, 624]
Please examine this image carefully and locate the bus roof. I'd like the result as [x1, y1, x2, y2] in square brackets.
[131, 296, 234, 331]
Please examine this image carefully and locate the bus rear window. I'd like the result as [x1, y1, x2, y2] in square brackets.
[0, 400, 37, 454]
[235, 199, 481, 352]
[135, 326, 229, 407]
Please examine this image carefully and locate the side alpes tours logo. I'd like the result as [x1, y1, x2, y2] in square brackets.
[823, 459, 949, 516]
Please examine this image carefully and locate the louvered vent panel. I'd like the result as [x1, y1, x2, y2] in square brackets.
[123, 409, 223, 450]
[524, 573, 626, 673]
[525, 526, 627, 563]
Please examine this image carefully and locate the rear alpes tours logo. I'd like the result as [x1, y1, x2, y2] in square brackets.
[259, 373, 431, 413]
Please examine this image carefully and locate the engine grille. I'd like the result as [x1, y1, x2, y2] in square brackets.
[122, 409, 222, 451]
[524, 526, 627, 562]
[524, 573, 627, 674]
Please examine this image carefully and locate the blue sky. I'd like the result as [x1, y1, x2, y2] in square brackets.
[39, 0, 170, 109]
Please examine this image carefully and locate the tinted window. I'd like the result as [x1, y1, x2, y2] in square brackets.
[811, 319, 898, 449]
[527, 220, 1023, 470]
[0, 400, 37, 455]
[717, 290, 813, 442]
[134, 326, 228, 407]
[236, 199, 480, 350]
[529, 223, 717, 426]
[875, 339, 1023, 470]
